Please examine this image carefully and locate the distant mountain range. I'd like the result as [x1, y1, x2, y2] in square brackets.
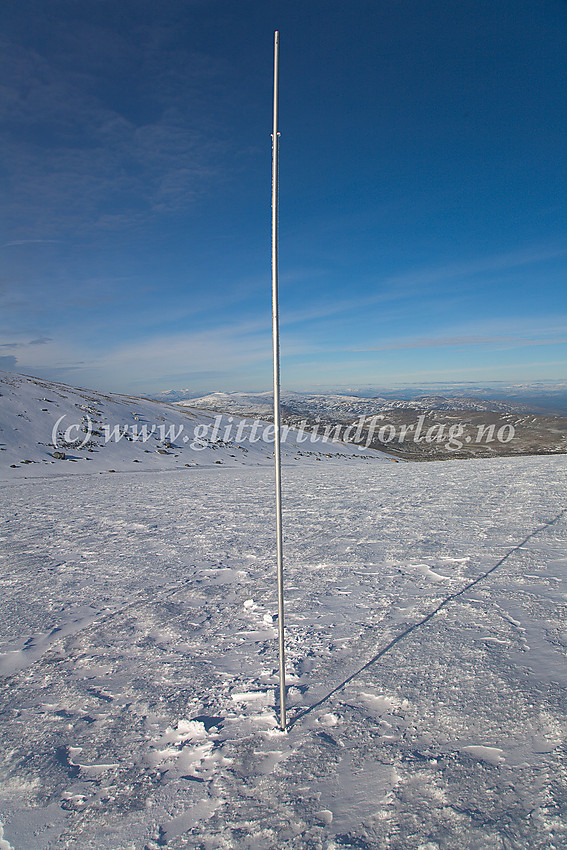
[2, 373, 566, 468]
[176, 390, 567, 460]
[178, 391, 535, 420]
[148, 388, 197, 402]
[147, 383, 567, 415]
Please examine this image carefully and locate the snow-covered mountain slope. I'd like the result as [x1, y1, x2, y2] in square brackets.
[0, 372, 390, 480]
[0, 454, 565, 848]
[178, 390, 277, 417]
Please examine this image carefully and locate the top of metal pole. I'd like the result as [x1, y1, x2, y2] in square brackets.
[273, 32, 279, 141]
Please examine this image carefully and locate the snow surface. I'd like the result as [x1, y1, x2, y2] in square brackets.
[1, 373, 566, 849]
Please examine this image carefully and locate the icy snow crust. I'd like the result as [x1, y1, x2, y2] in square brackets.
[0, 374, 566, 848]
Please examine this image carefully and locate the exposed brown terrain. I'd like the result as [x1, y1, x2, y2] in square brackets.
[183, 393, 567, 461]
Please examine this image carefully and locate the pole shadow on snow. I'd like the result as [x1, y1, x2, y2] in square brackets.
[288, 506, 567, 729]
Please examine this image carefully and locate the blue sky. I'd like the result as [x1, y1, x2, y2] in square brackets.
[1, 0, 566, 394]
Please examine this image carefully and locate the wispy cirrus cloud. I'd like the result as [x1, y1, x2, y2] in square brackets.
[1, 25, 229, 240]
[353, 335, 567, 353]
[348, 311, 567, 354]
[1, 240, 60, 249]
[8, 317, 275, 391]
[281, 243, 567, 326]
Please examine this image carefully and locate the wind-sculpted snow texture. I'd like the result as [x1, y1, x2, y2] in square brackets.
[0, 453, 565, 849]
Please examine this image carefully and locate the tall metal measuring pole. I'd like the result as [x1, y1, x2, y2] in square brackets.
[271, 30, 286, 732]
